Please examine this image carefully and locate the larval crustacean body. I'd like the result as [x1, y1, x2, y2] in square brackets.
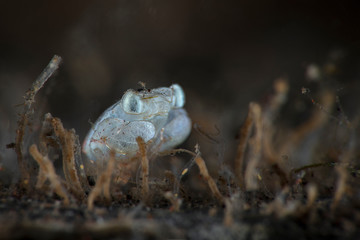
[82, 84, 192, 167]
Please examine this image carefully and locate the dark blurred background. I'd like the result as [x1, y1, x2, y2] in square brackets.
[1, 0, 359, 181]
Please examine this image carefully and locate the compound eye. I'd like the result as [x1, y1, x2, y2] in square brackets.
[122, 90, 144, 114]
[171, 84, 185, 108]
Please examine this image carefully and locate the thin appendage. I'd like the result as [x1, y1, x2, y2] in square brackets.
[159, 146, 214, 199]
[159, 148, 197, 157]
[156, 147, 197, 195]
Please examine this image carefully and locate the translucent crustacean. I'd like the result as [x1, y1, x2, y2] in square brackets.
[82, 84, 192, 167]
